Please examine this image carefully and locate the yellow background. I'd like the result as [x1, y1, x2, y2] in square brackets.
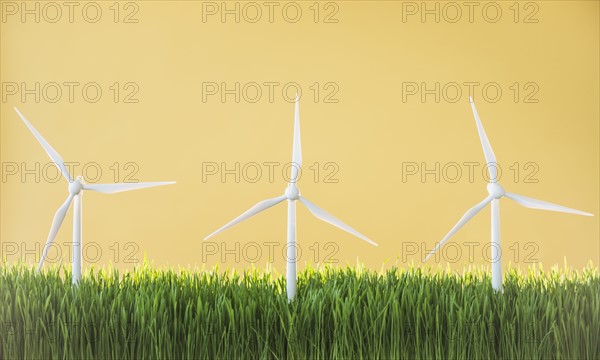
[1, 1, 598, 273]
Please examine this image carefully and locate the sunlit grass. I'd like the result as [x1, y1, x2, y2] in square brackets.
[1, 262, 598, 359]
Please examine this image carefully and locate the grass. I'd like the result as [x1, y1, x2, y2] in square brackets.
[0, 262, 598, 359]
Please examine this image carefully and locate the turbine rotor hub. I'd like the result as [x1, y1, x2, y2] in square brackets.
[69, 176, 85, 195]
[487, 182, 505, 199]
[285, 185, 300, 200]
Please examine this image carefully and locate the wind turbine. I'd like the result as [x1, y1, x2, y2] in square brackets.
[15, 108, 175, 284]
[424, 97, 592, 291]
[204, 96, 377, 301]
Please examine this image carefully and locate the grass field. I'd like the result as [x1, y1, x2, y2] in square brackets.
[0, 262, 598, 359]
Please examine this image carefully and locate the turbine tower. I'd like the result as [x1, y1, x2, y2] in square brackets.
[204, 96, 377, 301]
[15, 108, 175, 284]
[425, 98, 592, 291]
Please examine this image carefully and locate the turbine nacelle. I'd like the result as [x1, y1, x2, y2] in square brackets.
[68, 176, 85, 195]
[285, 184, 300, 200]
[486, 182, 505, 199]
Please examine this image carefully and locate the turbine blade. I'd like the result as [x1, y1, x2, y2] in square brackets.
[204, 195, 287, 240]
[290, 95, 302, 183]
[38, 194, 74, 271]
[505, 192, 593, 216]
[425, 196, 493, 262]
[15, 108, 72, 182]
[299, 196, 378, 246]
[83, 181, 176, 194]
[469, 98, 498, 182]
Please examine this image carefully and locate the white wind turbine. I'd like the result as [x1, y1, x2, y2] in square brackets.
[424, 97, 592, 291]
[15, 108, 175, 284]
[204, 96, 377, 301]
